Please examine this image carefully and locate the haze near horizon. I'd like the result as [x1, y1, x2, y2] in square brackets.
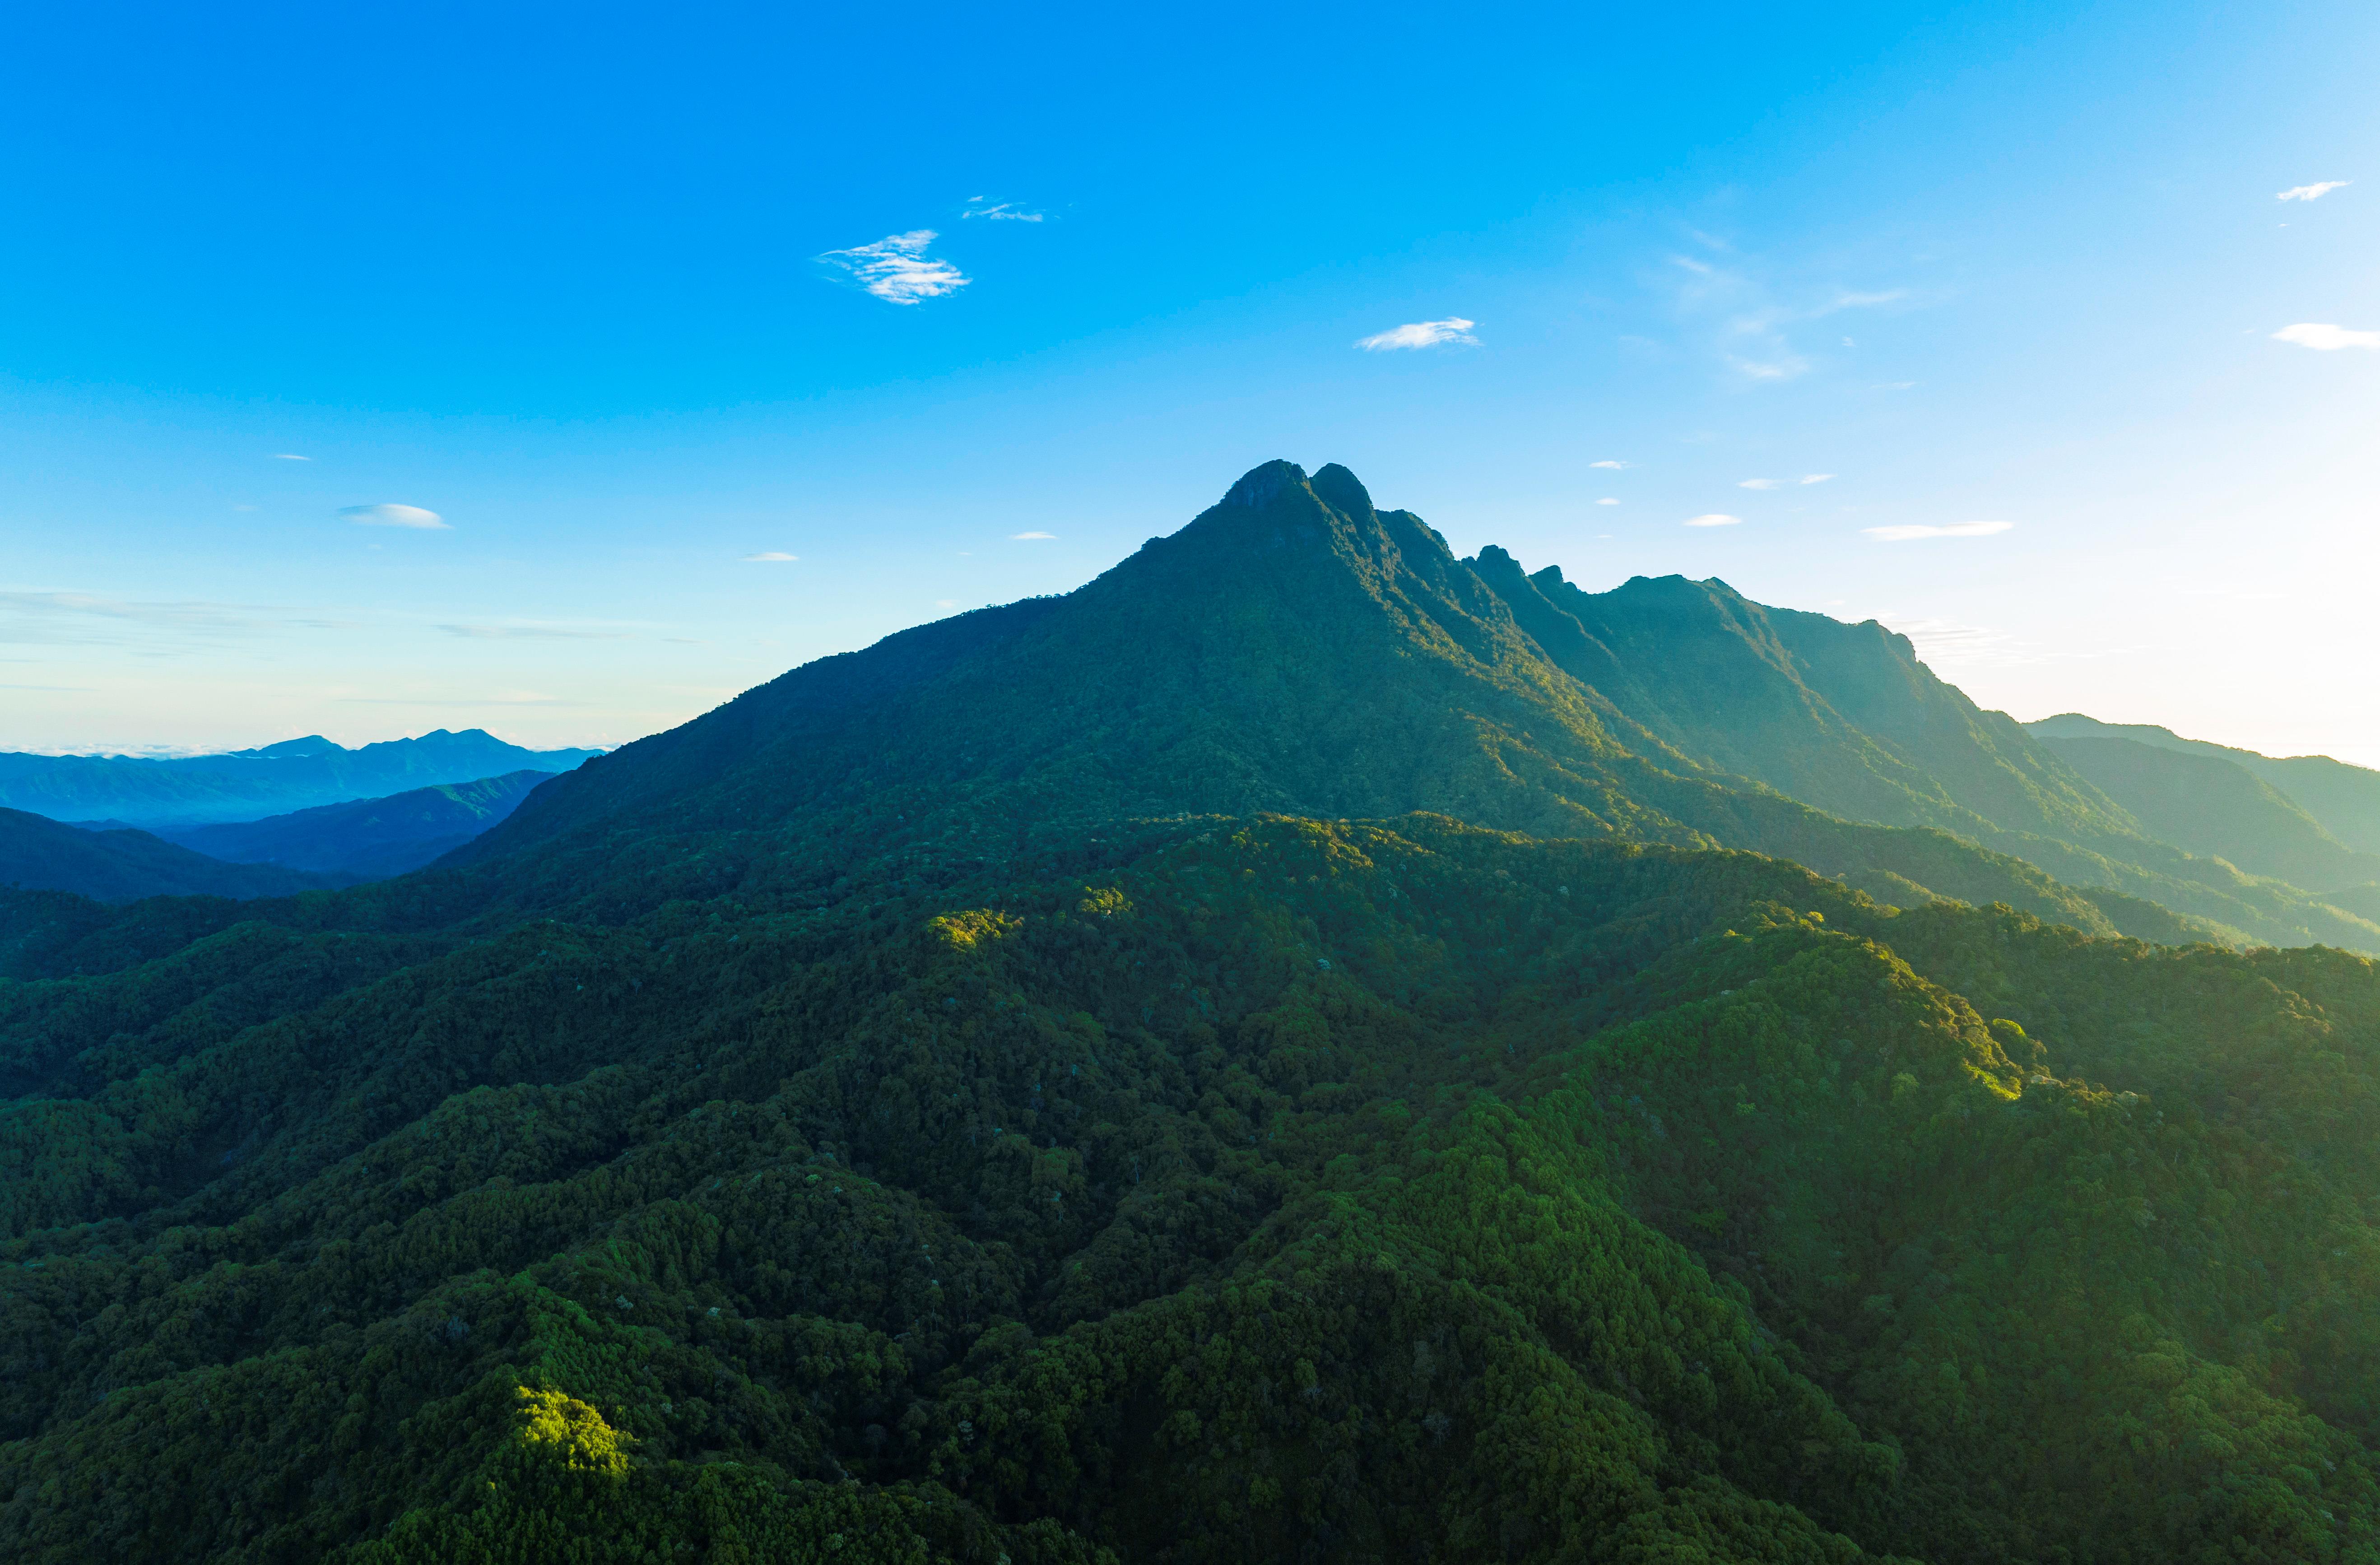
[2, 0, 2374, 765]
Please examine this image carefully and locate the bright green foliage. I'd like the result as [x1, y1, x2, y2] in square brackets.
[2, 813, 2378, 1561]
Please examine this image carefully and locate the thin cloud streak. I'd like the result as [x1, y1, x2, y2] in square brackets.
[1864, 521, 2014, 541]
[1357, 317, 1478, 351]
[2277, 181, 2351, 201]
[963, 198, 1044, 222]
[2273, 322, 2380, 350]
[741, 552, 799, 562]
[438, 623, 633, 641]
[1010, 530, 1056, 540]
[340, 503, 448, 529]
[818, 230, 971, 304]
[0, 591, 359, 646]
[1683, 514, 1742, 528]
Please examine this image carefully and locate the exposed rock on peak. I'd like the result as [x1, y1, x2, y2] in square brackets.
[1222, 459, 1306, 510]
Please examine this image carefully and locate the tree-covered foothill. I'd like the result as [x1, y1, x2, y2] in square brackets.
[1, 814, 2376, 1562]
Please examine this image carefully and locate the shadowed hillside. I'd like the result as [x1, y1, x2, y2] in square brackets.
[161, 770, 557, 880]
[0, 807, 344, 902]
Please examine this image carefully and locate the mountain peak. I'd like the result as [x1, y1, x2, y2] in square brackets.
[1308, 462, 1375, 520]
[1221, 459, 1307, 510]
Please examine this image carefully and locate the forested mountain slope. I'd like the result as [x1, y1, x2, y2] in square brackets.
[1465, 550, 2379, 946]
[2035, 735, 2380, 892]
[465, 461, 2374, 952]
[2031, 711, 2380, 856]
[2, 817, 2378, 1563]
[0, 807, 344, 902]
[1467, 551, 2125, 846]
[158, 770, 556, 880]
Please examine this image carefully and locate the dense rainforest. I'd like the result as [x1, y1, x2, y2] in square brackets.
[4, 463, 2378, 1564]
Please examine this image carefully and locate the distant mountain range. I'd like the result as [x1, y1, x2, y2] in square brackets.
[2029, 710, 2380, 861]
[154, 769, 558, 880]
[0, 808, 344, 902]
[0, 728, 601, 827]
[1, 771, 560, 902]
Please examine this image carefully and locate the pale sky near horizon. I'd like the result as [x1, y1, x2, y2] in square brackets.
[4, 2, 2376, 765]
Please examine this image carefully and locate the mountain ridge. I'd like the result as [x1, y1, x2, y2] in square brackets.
[458, 460, 2374, 952]
[0, 807, 347, 902]
[158, 769, 558, 880]
[2029, 711, 2380, 857]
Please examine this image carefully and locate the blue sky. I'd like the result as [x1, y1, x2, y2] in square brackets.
[4, 1, 2376, 762]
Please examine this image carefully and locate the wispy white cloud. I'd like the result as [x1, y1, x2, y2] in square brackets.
[1356, 317, 1478, 351]
[962, 197, 1044, 222]
[741, 551, 799, 562]
[272, 453, 310, 461]
[1737, 478, 1784, 490]
[1010, 530, 1055, 540]
[1661, 246, 1919, 390]
[1800, 473, 1836, 485]
[1595, 497, 1619, 506]
[1889, 618, 2027, 666]
[1864, 520, 2013, 542]
[2277, 181, 2350, 202]
[1683, 514, 1742, 528]
[0, 590, 357, 646]
[2273, 322, 2380, 350]
[337, 691, 584, 708]
[818, 230, 970, 304]
[340, 503, 448, 529]
[1589, 459, 1631, 470]
[1822, 290, 1907, 312]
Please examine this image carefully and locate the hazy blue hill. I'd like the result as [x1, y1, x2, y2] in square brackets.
[158, 770, 556, 880]
[2032, 734, 2380, 892]
[0, 807, 343, 902]
[2030, 711, 2380, 855]
[0, 729, 601, 828]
